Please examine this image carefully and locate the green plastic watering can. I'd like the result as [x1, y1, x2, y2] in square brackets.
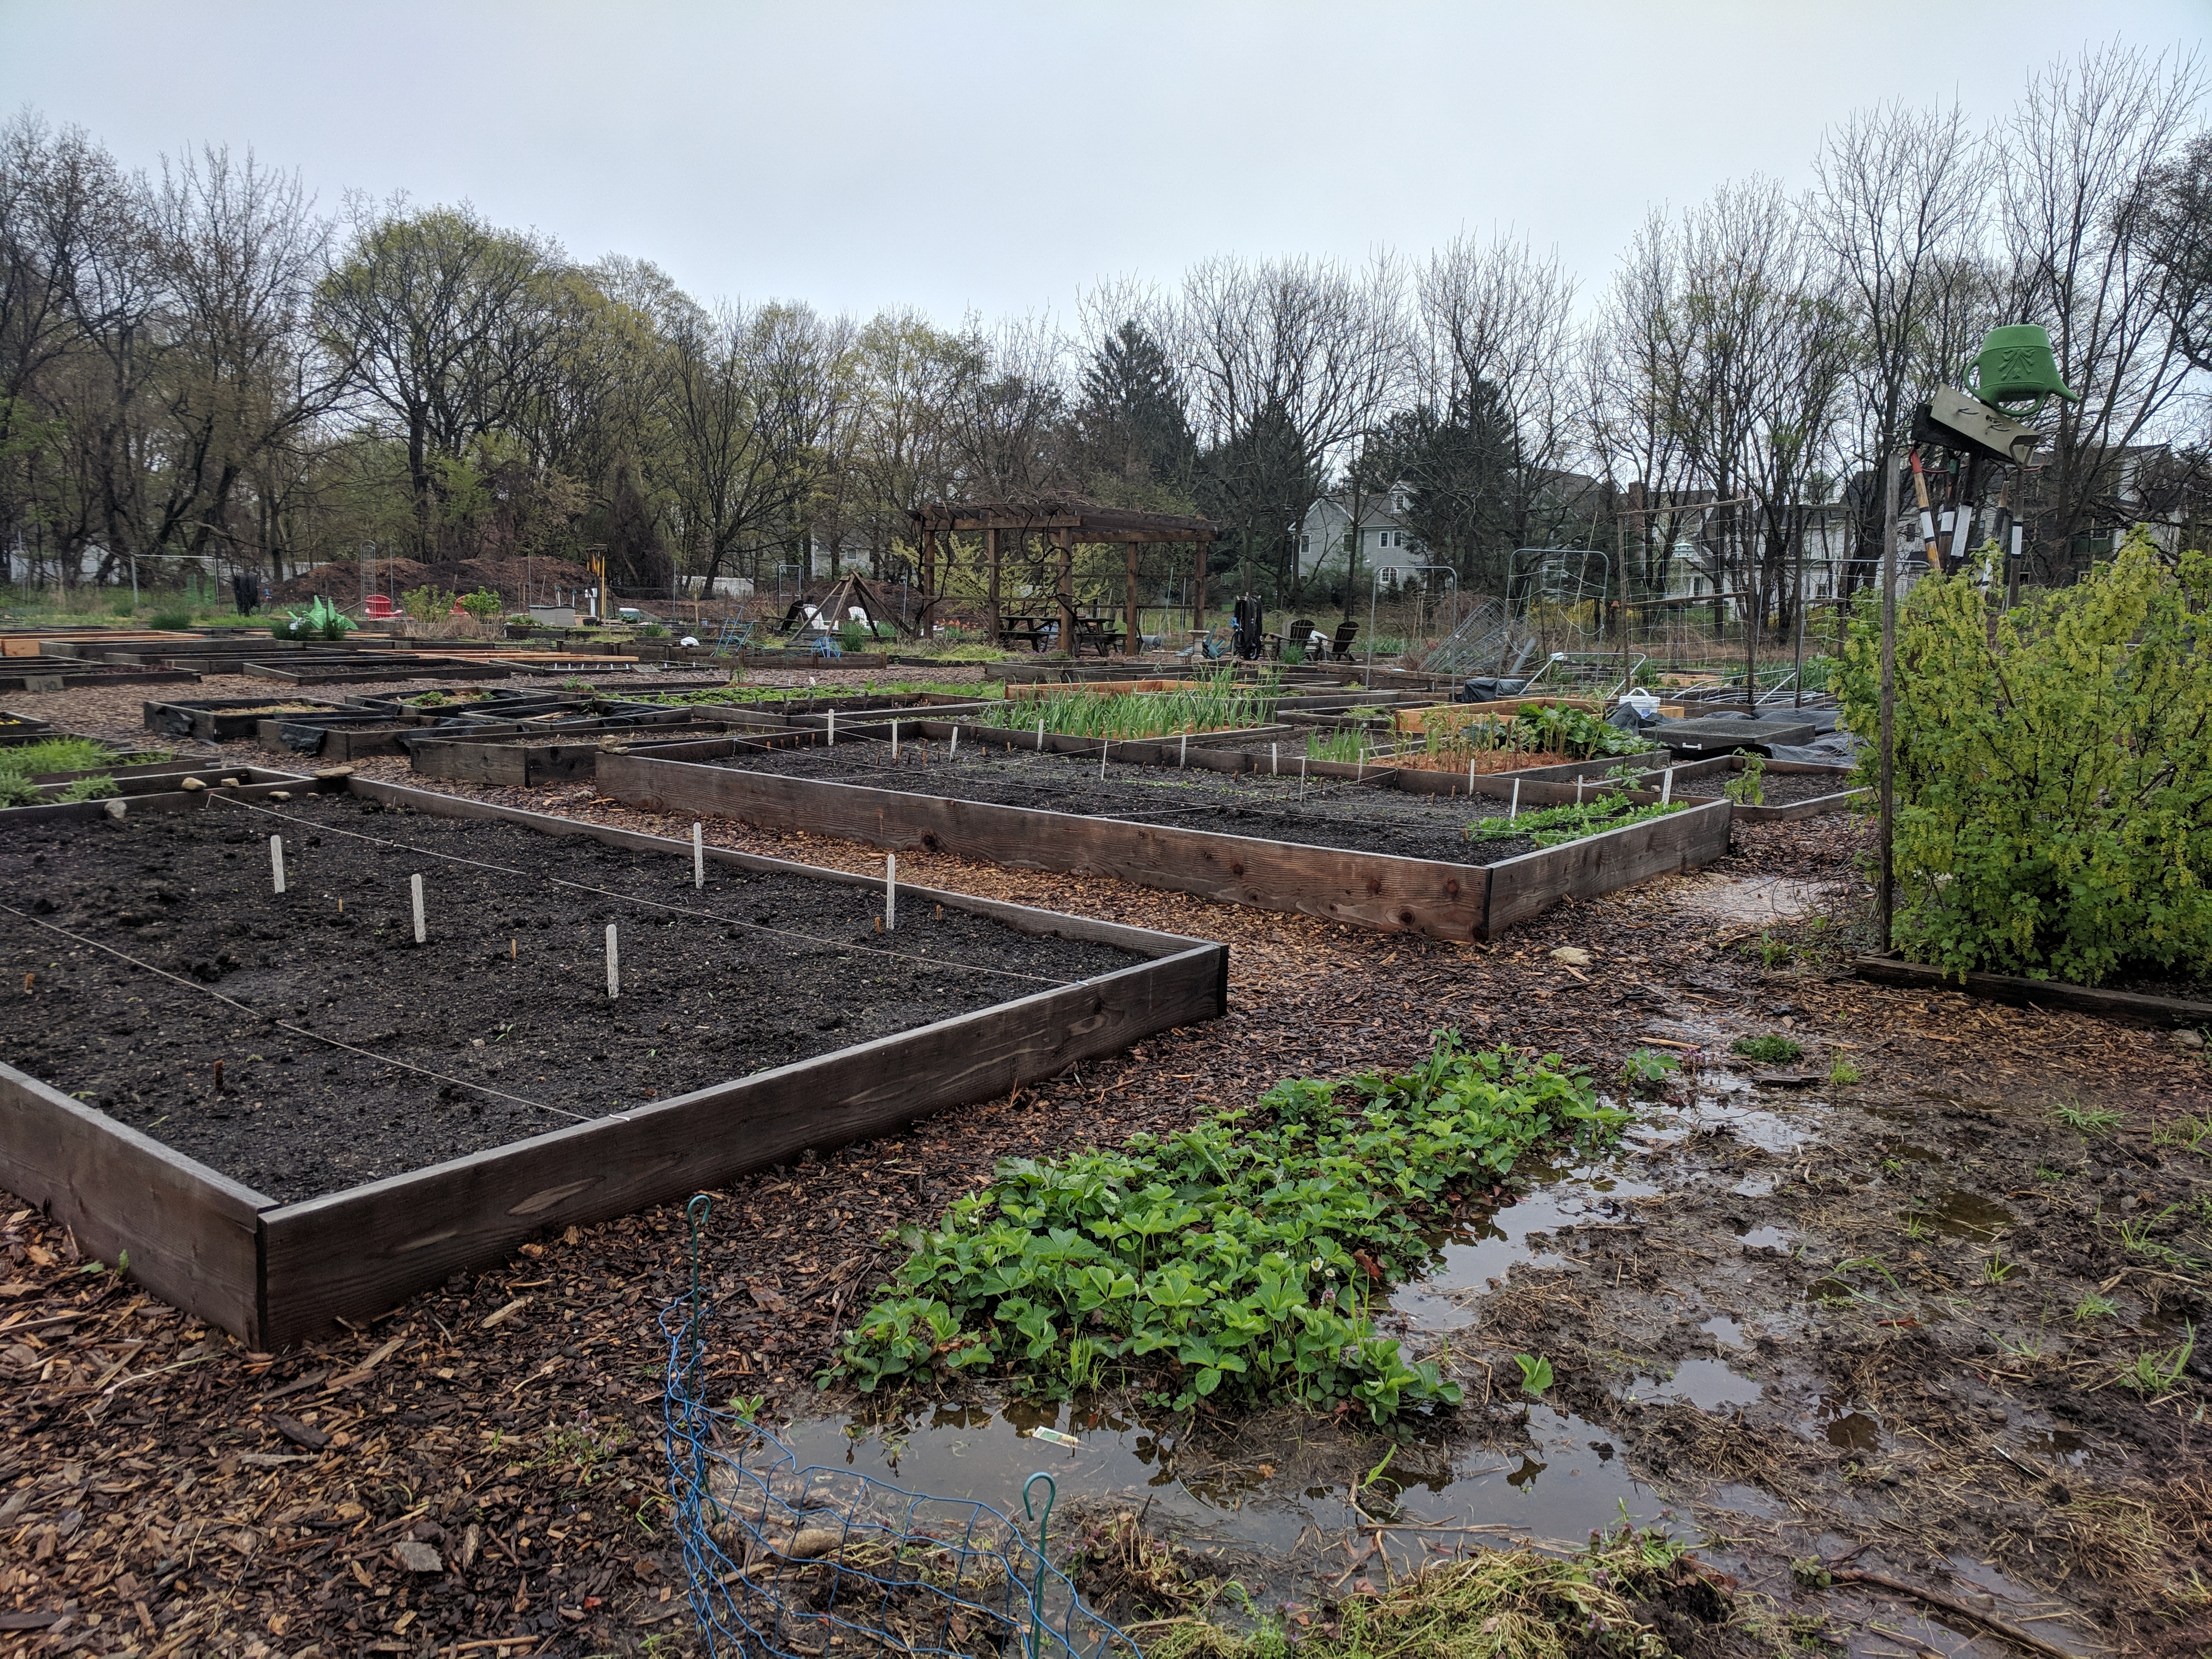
[1969, 325, 2081, 414]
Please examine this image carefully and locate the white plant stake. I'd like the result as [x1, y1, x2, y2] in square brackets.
[1037, 718, 1045, 751]
[1272, 743, 1279, 776]
[1468, 757, 1476, 793]
[693, 821, 705, 890]
[827, 708, 836, 748]
[885, 854, 897, 932]
[891, 719, 899, 758]
[1661, 768, 1674, 805]
[950, 726, 959, 758]
[1576, 776, 1585, 803]
[1510, 779, 1522, 821]
[605, 923, 620, 998]
[269, 834, 285, 894]
[1179, 733, 1187, 768]
[1099, 743, 1108, 780]
[411, 873, 426, 943]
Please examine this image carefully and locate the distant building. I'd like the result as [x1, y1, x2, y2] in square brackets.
[1297, 487, 1425, 585]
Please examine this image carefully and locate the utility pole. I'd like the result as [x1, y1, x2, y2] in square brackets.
[1877, 451, 1903, 955]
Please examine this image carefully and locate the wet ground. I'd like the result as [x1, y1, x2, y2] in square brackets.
[3, 675, 2206, 1658]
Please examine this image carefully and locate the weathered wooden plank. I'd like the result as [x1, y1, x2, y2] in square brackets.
[597, 754, 1491, 940]
[4, 772, 317, 827]
[0, 1061, 268, 1344]
[1482, 799, 1734, 937]
[255, 942, 1221, 1344]
[1732, 788, 1868, 822]
[1849, 956, 2212, 1026]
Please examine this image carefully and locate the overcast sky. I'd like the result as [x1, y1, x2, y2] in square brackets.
[2, 1, 2205, 330]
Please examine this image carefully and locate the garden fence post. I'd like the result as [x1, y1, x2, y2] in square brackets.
[1878, 449, 1903, 952]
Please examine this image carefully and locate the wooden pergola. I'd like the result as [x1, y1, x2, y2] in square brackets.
[907, 501, 1221, 657]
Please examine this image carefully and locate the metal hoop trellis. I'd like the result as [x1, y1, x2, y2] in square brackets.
[663, 1195, 1140, 1659]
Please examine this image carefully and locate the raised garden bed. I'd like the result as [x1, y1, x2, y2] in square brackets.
[0, 783, 1224, 1346]
[405, 721, 773, 785]
[144, 695, 349, 741]
[597, 733, 1732, 941]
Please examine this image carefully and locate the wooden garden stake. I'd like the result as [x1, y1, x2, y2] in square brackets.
[605, 924, 620, 998]
[213, 1059, 224, 1093]
[1879, 449, 1903, 951]
[885, 854, 897, 932]
[692, 822, 705, 890]
[269, 834, 285, 894]
[411, 874, 426, 944]
[510, 937, 516, 960]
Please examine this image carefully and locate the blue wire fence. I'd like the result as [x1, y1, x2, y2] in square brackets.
[662, 1196, 1142, 1659]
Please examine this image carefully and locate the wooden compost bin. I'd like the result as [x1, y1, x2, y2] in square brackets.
[0, 780, 1226, 1349]
[595, 745, 1734, 942]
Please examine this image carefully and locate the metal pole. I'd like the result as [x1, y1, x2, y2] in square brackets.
[1792, 505, 1806, 709]
[1878, 451, 1903, 955]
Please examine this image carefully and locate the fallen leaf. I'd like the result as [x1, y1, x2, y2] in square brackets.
[1549, 946, 1592, 967]
[749, 1285, 789, 1313]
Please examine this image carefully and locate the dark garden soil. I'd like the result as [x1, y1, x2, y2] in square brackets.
[0, 793, 1139, 1202]
[3, 693, 2209, 1659]
[719, 738, 1547, 863]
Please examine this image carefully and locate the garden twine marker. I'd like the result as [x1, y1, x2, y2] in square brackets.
[268, 834, 285, 894]
[605, 923, 620, 998]
[885, 854, 897, 932]
[692, 822, 704, 890]
[410, 873, 426, 943]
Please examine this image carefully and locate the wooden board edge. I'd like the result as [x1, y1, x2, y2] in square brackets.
[1480, 799, 1734, 938]
[1848, 956, 2212, 1025]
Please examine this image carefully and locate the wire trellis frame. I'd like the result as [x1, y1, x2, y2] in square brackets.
[662, 1196, 1140, 1659]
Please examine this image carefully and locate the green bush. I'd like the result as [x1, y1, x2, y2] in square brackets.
[399, 585, 455, 624]
[837, 1033, 1628, 1420]
[1838, 536, 2212, 985]
[149, 608, 193, 631]
[457, 587, 504, 621]
[1724, 751, 1766, 805]
[1731, 1034, 1803, 1064]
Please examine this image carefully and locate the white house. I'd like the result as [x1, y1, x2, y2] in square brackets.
[1297, 488, 1426, 586]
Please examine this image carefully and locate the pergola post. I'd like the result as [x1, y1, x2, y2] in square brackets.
[1056, 528, 1075, 656]
[920, 530, 937, 634]
[1192, 539, 1207, 637]
[984, 526, 1000, 648]
[1125, 541, 1140, 657]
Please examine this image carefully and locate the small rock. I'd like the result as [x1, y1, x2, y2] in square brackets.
[273, 1415, 330, 1450]
[103, 798, 127, 819]
[2120, 1195, 2138, 1211]
[392, 1539, 442, 1574]
[268, 790, 292, 801]
[178, 777, 208, 792]
[218, 776, 240, 787]
[313, 765, 356, 780]
[1550, 946, 1592, 967]
[2174, 1028, 2205, 1051]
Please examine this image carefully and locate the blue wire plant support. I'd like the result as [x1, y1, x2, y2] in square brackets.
[663, 1195, 1142, 1659]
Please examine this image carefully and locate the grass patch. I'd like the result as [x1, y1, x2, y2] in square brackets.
[1729, 1034, 1804, 1065]
[1145, 1525, 1706, 1659]
[837, 1034, 1627, 1421]
[2053, 1102, 2123, 1134]
[0, 737, 130, 778]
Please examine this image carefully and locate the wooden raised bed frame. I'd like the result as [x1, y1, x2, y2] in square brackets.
[595, 740, 1734, 942]
[0, 780, 1226, 1349]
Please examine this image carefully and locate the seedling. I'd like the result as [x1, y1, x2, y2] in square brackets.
[2120, 1324, 2195, 1396]
[1723, 752, 1766, 807]
[2073, 1292, 2118, 1321]
[1827, 1055, 1861, 1086]
[1731, 1034, 1804, 1065]
[1618, 1048, 1680, 1098]
[1514, 1353, 1554, 1395]
[1902, 1214, 1930, 1241]
[2052, 1102, 2123, 1134]
[2152, 1114, 2212, 1156]
[1981, 1251, 2014, 1285]
[2035, 1164, 2074, 1182]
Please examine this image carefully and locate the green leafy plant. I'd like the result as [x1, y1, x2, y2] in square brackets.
[149, 607, 194, 631]
[399, 585, 456, 624]
[2153, 1114, 2212, 1156]
[2073, 1291, 2119, 1321]
[1828, 1054, 1861, 1086]
[1723, 751, 1766, 805]
[640, 621, 669, 638]
[0, 775, 39, 808]
[1730, 1034, 1804, 1064]
[457, 587, 504, 621]
[837, 1033, 1628, 1421]
[55, 774, 119, 802]
[0, 737, 127, 779]
[1618, 1048, 1681, 1098]
[1834, 536, 2212, 984]
[1981, 1250, 2014, 1285]
[1513, 1352, 1554, 1395]
[1466, 790, 1685, 850]
[1305, 727, 1370, 764]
